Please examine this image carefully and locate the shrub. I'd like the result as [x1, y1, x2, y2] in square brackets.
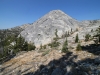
[42, 50, 49, 56]
[51, 41, 60, 47]
[62, 45, 68, 53]
[76, 43, 82, 51]
[28, 43, 36, 51]
[62, 38, 68, 53]
[48, 43, 52, 48]
[43, 45, 46, 49]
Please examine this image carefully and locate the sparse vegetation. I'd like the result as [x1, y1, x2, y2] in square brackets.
[48, 29, 60, 48]
[42, 50, 49, 56]
[40, 44, 47, 49]
[43, 45, 46, 49]
[48, 41, 60, 48]
[62, 31, 69, 38]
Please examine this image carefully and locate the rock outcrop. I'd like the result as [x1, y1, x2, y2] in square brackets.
[20, 10, 100, 47]
[20, 10, 81, 47]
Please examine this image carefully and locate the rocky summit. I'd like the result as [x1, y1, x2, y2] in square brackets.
[20, 10, 81, 47]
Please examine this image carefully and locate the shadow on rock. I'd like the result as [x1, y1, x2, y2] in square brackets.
[81, 44, 100, 55]
[25, 50, 100, 75]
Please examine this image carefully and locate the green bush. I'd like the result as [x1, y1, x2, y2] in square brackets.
[48, 41, 60, 48]
[76, 43, 82, 51]
[48, 43, 52, 48]
[62, 38, 68, 53]
[62, 45, 68, 53]
[28, 43, 36, 51]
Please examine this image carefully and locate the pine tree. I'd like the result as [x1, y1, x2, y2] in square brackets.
[62, 38, 68, 53]
[75, 34, 79, 43]
[16, 35, 25, 51]
[76, 43, 82, 51]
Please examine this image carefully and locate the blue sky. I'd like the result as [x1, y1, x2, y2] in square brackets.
[0, 0, 100, 29]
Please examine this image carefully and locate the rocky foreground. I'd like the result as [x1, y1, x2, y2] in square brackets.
[0, 41, 100, 75]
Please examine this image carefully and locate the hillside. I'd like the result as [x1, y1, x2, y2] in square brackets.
[20, 10, 81, 47]
[0, 36, 100, 75]
[0, 10, 100, 75]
